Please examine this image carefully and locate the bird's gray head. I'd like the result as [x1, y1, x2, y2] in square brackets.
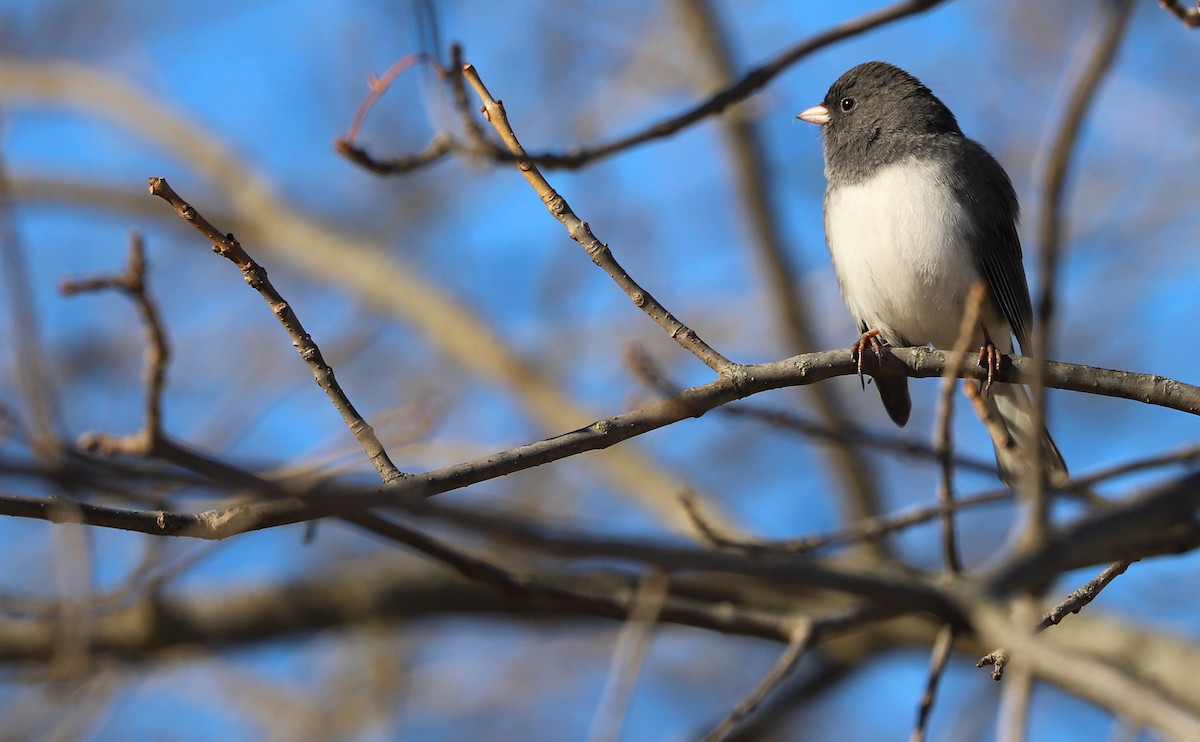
[798, 61, 961, 182]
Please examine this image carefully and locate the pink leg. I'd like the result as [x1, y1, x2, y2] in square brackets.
[851, 329, 885, 390]
[978, 331, 1000, 396]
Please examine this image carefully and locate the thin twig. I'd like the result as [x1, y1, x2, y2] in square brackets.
[971, 597, 1200, 740]
[697, 618, 814, 742]
[1028, 0, 1135, 544]
[461, 65, 736, 376]
[148, 177, 405, 485]
[1160, 0, 1200, 27]
[0, 155, 61, 453]
[1034, 558, 1135, 632]
[340, 53, 434, 146]
[61, 231, 171, 453]
[965, 382, 1016, 474]
[588, 570, 669, 742]
[997, 648, 1033, 742]
[933, 282, 986, 574]
[683, 487, 1011, 556]
[446, 43, 490, 152]
[726, 404, 998, 474]
[911, 625, 955, 742]
[513, 0, 950, 168]
[978, 558, 1137, 680]
[340, 1, 950, 173]
[139, 180, 560, 594]
[1068, 443, 1200, 488]
[335, 133, 452, 176]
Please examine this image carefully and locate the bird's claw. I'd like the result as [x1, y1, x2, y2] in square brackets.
[978, 341, 1000, 396]
[851, 329, 884, 391]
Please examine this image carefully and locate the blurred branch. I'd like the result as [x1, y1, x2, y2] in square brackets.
[1028, 0, 1135, 543]
[334, 46, 479, 175]
[0, 555, 886, 662]
[911, 625, 955, 742]
[682, 487, 1015, 557]
[61, 232, 171, 454]
[698, 617, 814, 742]
[462, 64, 736, 376]
[986, 468, 1200, 596]
[589, 571, 668, 742]
[342, 53, 433, 146]
[4, 551, 1200, 736]
[336, 132, 451, 175]
[997, 634, 1033, 742]
[1160, 0, 1200, 27]
[670, 0, 886, 551]
[651, 434, 1199, 557]
[0, 156, 62, 454]
[933, 282, 986, 575]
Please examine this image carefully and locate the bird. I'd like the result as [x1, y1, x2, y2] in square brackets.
[796, 61, 1067, 487]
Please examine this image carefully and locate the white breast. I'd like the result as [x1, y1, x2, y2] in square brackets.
[824, 157, 985, 350]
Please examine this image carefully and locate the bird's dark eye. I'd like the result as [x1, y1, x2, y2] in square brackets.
[839, 96, 856, 112]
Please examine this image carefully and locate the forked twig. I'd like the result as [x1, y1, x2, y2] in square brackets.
[61, 231, 171, 455]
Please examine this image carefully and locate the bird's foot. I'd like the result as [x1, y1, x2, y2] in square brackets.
[851, 329, 885, 390]
[978, 341, 1001, 396]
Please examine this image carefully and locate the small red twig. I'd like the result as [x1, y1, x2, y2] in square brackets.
[341, 53, 437, 146]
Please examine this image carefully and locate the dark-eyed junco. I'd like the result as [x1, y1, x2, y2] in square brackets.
[797, 61, 1067, 486]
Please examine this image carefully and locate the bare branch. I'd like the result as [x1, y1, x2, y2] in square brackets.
[933, 281, 987, 575]
[2, 346, 1197, 546]
[1028, 0, 1136, 542]
[911, 625, 955, 742]
[624, 343, 998, 475]
[698, 618, 814, 742]
[1035, 559, 1135, 633]
[0, 159, 61, 453]
[147, 177, 404, 485]
[335, 133, 451, 175]
[462, 64, 736, 376]
[589, 571, 669, 742]
[977, 560, 1134, 682]
[985, 469, 1200, 597]
[1160, 0, 1200, 27]
[61, 232, 171, 454]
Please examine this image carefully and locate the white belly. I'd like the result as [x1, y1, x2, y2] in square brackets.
[825, 157, 989, 350]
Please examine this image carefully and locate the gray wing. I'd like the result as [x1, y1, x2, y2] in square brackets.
[954, 141, 1034, 351]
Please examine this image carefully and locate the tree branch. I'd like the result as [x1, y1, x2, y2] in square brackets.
[462, 64, 736, 376]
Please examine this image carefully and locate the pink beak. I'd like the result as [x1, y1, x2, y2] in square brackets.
[797, 104, 830, 125]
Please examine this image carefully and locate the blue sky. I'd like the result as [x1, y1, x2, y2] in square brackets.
[1, 1, 1197, 740]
